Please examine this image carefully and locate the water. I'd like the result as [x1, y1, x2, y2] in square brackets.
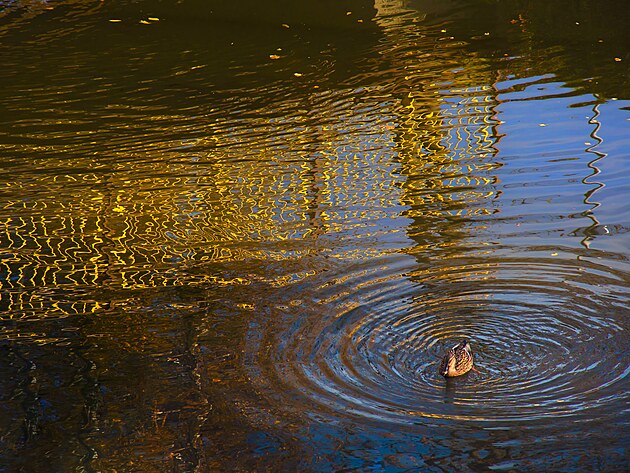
[1, 0, 629, 471]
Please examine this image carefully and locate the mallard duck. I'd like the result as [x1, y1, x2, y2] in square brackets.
[439, 339, 474, 377]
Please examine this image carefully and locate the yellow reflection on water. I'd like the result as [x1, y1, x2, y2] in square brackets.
[1, 1, 508, 324]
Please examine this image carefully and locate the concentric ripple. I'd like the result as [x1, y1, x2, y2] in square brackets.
[247, 252, 629, 425]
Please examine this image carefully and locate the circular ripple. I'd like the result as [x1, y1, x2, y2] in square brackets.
[246, 252, 629, 424]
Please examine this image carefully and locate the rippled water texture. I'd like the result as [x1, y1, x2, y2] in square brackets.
[1, 0, 629, 471]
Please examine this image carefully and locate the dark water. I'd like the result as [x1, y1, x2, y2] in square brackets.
[1, 0, 629, 471]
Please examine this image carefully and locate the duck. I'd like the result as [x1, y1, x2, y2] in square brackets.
[439, 339, 474, 377]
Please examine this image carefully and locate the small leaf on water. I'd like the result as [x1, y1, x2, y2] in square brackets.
[109, 19, 122, 22]
[551, 252, 559, 256]
[269, 54, 281, 60]
[293, 72, 303, 77]
[282, 23, 290, 28]
[148, 17, 159, 21]
[614, 57, 622, 62]
[140, 20, 150, 24]
[539, 123, 547, 127]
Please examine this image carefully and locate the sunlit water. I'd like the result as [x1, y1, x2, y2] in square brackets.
[1, 0, 629, 471]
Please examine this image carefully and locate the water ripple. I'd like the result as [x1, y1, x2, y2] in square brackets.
[246, 251, 629, 425]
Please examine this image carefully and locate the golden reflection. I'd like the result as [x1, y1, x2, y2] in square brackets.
[373, 1, 503, 233]
[2, 1, 505, 324]
[395, 86, 501, 220]
[1, 89, 408, 319]
[1, 100, 502, 320]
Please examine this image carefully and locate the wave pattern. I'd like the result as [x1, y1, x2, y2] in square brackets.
[249, 252, 628, 426]
[1, 0, 629, 471]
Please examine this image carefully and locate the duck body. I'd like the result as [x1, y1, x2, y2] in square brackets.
[440, 340, 474, 377]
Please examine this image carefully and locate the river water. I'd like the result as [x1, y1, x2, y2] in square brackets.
[1, 0, 629, 471]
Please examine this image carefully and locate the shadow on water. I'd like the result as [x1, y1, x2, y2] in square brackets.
[442, 375, 468, 406]
[0, 0, 629, 471]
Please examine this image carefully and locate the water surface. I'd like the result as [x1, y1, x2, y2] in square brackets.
[1, 0, 629, 471]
